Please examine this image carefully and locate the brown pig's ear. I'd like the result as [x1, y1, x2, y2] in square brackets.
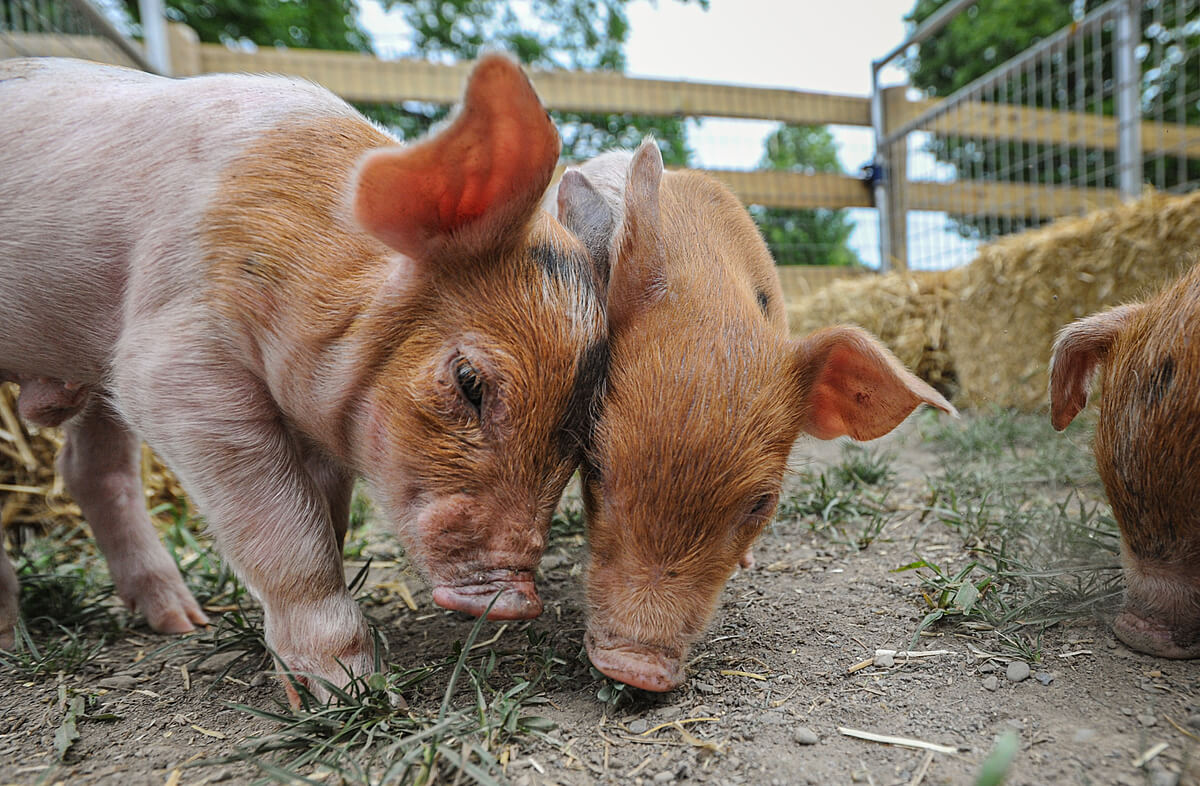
[557, 169, 615, 289]
[351, 52, 560, 262]
[793, 325, 956, 441]
[1049, 304, 1139, 431]
[609, 138, 668, 331]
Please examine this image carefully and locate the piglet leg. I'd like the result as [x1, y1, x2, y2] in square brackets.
[304, 449, 355, 551]
[113, 341, 372, 704]
[0, 549, 18, 650]
[58, 401, 208, 635]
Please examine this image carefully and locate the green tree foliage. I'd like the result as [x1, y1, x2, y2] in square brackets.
[749, 125, 862, 267]
[124, 0, 701, 164]
[122, 0, 374, 51]
[905, 0, 1200, 238]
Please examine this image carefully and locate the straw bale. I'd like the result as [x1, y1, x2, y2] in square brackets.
[947, 190, 1200, 410]
[788, 268, 965, 399]
[0, 383, 187, 537]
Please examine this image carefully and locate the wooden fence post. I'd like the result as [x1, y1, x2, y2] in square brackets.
[167, 23, 201, 77]
[883, 85, 909, 271]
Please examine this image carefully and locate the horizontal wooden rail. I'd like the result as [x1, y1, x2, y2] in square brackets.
[12, 30, 1200, 159]
[194, 43, 871, 126]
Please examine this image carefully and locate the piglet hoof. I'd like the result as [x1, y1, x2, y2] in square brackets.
[432, 570, 542, 620]
[739, 549, 756, 570]
[1113, 609, 1200, 659]
[269, 602, 377, 708]
[115, 568, 209, 635]
[0, 623, 15, 651]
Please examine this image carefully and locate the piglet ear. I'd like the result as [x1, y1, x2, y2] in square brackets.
[1049, 304, 1139, 431]
[794, 325, 956, 441]
[609, 137, 667, 330]
[352, 53, 560, 261]
[557, 169, 615, 288]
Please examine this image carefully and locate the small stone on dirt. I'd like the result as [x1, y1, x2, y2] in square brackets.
[690, 704, 714, 717]
[1073, 728, 1097, 743]
[983, 675, 999, 692]
[694, 681, 718, 695]
[978, 662, 996, 674]
[1035, 672, 1054, 685]
[874, 650, 895, 668]
[653, 771, 675, 783]
[1187, 714, 1200, 729]
[1137, 713, 1157, 727]
[1006, 661, 1031, 683]
[97, 675, 137, 691]
[1148, 761, 1180, 786]
[629, 719, 649, 734]
[195, 651, 242, 675]
[793, 726, 819, 745]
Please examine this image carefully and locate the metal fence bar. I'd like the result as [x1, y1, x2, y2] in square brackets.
[1116, 0, 1143, 199]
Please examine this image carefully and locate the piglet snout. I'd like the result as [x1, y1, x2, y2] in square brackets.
[431, 569, 542, 620]
[585, 631, 685, 692]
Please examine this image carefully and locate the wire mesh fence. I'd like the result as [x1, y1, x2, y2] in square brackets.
[879, 0, 1200, 271]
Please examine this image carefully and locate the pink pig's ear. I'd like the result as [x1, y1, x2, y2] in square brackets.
[557, 169, 615, 287]
[608, 138, 668, 331]
[793, 326, 956, 441]
[1049, 304, 1140, 431]
[352, 53, 560, 261]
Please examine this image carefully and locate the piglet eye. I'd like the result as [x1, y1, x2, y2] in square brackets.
[454, 357, 484, 413]
[747, 493, 776, 521]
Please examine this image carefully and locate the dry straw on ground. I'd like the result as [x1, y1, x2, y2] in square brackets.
[0, 383, 186, 537]
[948, 190, 1200, 410]
[789, 189, 1200, 411]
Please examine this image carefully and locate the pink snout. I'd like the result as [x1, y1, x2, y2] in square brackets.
[431, 569, 542, 620]
[585, 631, 685, 692]
[1113, 607, 1200, 659]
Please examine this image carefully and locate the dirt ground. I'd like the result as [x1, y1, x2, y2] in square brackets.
[2, 415, 1198, 786]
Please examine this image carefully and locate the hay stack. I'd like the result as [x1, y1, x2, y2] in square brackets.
[788, 268, 964, 398]
[0, 383, 187, 536]
[947, 190, 1200, 410]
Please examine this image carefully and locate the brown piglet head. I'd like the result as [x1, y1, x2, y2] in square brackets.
[347, 54, 607, 621]
[555, 140, 955, 691]
[1051, 264, 1200, 658]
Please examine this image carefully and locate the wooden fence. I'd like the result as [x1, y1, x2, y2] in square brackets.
[10, 26, 1197, 216]
[7, 22, 1200, 271]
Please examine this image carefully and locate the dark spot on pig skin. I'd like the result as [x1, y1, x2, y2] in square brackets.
[529, 243, 594, 292]
[1147, 356, 1175, 404]
[558, 337, 610, 460]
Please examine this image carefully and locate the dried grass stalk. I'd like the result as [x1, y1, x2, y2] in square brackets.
[0, 382, 187, 536]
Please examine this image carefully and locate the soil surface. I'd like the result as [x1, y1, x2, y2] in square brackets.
[3, 417, 1199, 786]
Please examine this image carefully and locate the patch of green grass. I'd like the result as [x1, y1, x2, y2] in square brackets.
[778, 445, 899, 551]
[919, 406, 1099, 488]
[549, 497, 586, 544]
[202, 602, 567, 785]
[0, 618, 108, 677]
[158, 503, 246, 607]
[833, 443, 896, 488]
[1, 525, 120, 675]
[900, 411, 1122, 658]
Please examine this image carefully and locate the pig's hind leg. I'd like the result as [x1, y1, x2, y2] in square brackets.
[58, 400, 208, 634]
